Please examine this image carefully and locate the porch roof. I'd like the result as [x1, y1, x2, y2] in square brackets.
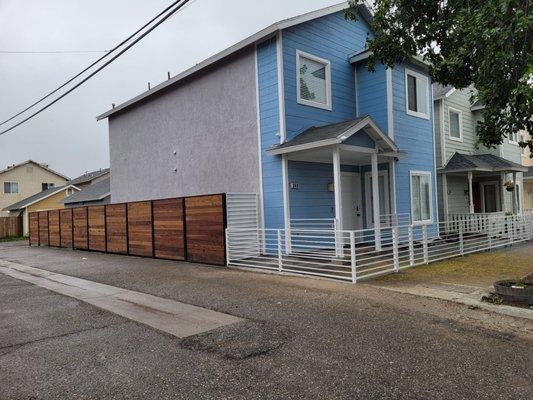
[441, 152, 528, 174]
[266, 116, 400, 156]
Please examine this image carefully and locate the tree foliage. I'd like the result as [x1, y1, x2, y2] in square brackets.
[346, 0, 533, 154]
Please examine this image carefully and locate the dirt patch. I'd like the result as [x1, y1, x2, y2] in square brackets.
[180, 320, 290, 360]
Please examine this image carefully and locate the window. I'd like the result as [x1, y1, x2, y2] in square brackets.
[509, 131, 518, 144]
[3, 182, 18, 194]
[410, 171, 433, 224]
[448, 108, 463, 141]
[66, 188, 75, 196]
[296, 51, 331, 110]
[405, 68, 429, 119]
[42, 183, 55, 191]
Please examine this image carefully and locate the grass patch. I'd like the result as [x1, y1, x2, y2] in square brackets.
[376, 246, 533, 287]
[0, 236, 26, 243]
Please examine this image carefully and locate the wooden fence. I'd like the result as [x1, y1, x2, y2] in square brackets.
[28, 194, 226, 266]
[0, 216, 23, 239]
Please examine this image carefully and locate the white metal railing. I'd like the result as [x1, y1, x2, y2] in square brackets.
[226, 214, 533, 283]
[448, 212, 506, 233]
[290, 218, 337, 230]
[380, 213, 411, 227]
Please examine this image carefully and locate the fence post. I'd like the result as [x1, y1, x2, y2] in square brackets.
[422, 225, 428, 264]
[408, 225, 414, 267]
[225, 229, 230, 266]
[459, 221, 464, 256]
[277, 230, 283, 273]
[350, 231, 357, 283]
[488, 220, 492, 250]
[392, 226, 399, 272]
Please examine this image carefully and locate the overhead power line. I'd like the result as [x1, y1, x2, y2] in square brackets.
[0, 50, 109, 54]
[0, 0, 190, 129]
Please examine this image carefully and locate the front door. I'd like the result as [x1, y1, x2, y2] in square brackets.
[341, 173, 363, 231]
[481, 182, 500, 213]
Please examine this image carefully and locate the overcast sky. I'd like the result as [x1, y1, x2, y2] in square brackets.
[0, 0, 342, 178]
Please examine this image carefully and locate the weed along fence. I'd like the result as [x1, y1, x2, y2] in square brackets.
[28, 193, 237, 266]
[0, 216, 22, 239]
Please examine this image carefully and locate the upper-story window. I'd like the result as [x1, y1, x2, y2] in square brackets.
[296, 50, 332, 111]
[405, 68, 429, 119]
[448, 107, 463, 141]
[3, 182, 18, 194]
[42, 182, 55, 191]
[509, 131, 518, 145]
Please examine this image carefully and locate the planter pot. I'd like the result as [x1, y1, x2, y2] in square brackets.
[505, 187, 515, 192]
[493, 280, 533, 304]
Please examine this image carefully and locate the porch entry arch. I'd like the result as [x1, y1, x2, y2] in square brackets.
[267, 116, 404, 251]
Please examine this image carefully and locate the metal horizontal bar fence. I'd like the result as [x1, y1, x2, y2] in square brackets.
[226, 214, 533, 283]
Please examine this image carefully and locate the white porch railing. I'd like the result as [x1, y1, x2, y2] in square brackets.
[448, 212, 506, 233]
[380, 213, 411, 227]
[290, 218, 337, 230]
[226, 214, 533, 283]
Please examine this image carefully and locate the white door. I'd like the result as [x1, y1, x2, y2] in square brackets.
[341, 173, 363, 231]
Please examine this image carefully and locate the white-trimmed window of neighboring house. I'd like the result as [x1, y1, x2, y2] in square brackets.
[296, 50, 332, 111]
[410, 171, 433, 224]
[3, 181, 18, 194]
[448, 108, 463, 141]
[509, 131, 519, 145]
[66, 187, 75, 196]
[42, 182, 55, 191]
[520, 134, 526, 155]
[405, 68, 429, 119]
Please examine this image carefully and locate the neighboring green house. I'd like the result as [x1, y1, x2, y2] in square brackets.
[433, 85, 527, 223]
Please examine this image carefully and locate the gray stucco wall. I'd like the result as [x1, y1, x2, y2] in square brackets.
[107, 48, 260, 203]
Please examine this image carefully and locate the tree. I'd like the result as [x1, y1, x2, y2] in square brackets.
[346, 0, 533, 154]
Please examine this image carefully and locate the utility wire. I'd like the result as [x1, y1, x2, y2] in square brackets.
[0, 50, 109, 54]
[0, 0, 187, 128]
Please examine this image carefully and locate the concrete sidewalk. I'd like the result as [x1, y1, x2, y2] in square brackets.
[0, 260, 241, 338]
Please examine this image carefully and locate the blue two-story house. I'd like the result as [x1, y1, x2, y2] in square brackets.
[97, 2, 438, 250]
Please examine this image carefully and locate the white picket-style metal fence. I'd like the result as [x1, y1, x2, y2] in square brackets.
[226, 214, 533, 283]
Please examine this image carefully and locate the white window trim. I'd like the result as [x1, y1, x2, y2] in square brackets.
[3, 181, 19, 194]
[409, 170, 433, 225]
[405, 68, 430, 120]
[296, 50, 332, 111]
[448, 107, 463, 142]
[508, 131, 519, 145]
[364, 170, 390, 227]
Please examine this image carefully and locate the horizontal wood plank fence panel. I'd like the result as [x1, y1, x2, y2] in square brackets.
[0, 215, 23, 240]
[88, 206, 106, 252]
[38, 211, 49, 246]
[73, 207, 88, 250]
[185, 195, 226, 266]
[60, 209, 73, 248]
[29, 214, 39, 245]
[128, 201, 153, 257]
[48, 210, 60, 247]
[106, 204, 127, 254]
[28, 193, 228, 266]
[153, 198, 185, 261]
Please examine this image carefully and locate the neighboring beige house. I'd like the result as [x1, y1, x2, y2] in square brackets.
[433, 85, 527, 220]
[3, 184, 80, 236]
[520, 130, 533, 210]
[61, 169, 111, 208]
[0, 160, 69, 218]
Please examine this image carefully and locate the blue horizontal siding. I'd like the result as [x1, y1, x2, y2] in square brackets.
[257, 37, 284, 229]
[282, 11, 371, 140]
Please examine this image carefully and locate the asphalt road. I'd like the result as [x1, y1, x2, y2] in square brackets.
[0, 241, 532, 399]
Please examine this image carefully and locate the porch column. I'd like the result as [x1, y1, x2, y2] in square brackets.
[281, 154, 291, 253]
[501, 172, 507, 212]
[333, 147, 343, 257]
[468, 171, 474, 214]
[442, 173, 449, 230]
[371, 152, 382, 251]
[512, 172, 518, 214]
[389, 159, 397, 216]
